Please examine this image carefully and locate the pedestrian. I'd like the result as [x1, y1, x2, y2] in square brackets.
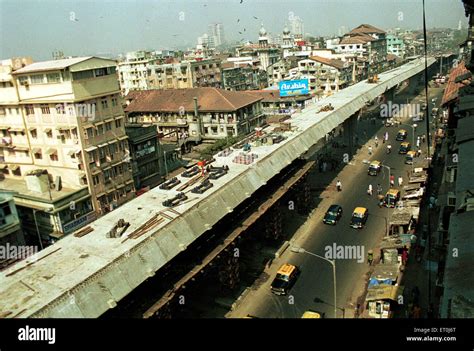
[368, 145, 373, 155]
[336, 180, 342, 192]
[375, 136, 379, 147]
[384, 131, 389, 142]
[398, 176, 403, 187]
[377, 184, 382, 195]
[390, 175, 395, 187]
[386, 144, 392, 154]
[367, 250, 374, 265]
[367, 184, 373, 196]
[413, 123, 418, 132]
[416, 136, 421, 148]
[380, 249, 384, 264]
[402, 247, 408, 265]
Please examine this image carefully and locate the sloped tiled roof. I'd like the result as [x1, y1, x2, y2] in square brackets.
[349, 24, 386, 35]
[309, 56, 346, 70]
[125, 87, 262, 113]
[340, 33, 375, 45]
[441, 61, 471, 106]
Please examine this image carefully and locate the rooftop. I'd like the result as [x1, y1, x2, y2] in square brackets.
[349, 24, 386, 35]
[441, 61, 471, 106]
[124, 87, 263, 113]
[12, 57, 93, 74]
[308, 55, 346, 70]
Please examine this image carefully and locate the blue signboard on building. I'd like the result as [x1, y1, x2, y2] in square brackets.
[279, 79, 309, 97]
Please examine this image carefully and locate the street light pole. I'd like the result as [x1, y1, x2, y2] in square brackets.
[291, 246, 337, 318]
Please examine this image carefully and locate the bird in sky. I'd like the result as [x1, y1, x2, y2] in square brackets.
[240, 0, 244, 3]
[253, 16, 258, 20]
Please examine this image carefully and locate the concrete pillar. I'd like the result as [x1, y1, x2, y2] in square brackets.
[407, 74, 421, 96]
[383, 87, 395, 104]
[343, 113, 358, 158]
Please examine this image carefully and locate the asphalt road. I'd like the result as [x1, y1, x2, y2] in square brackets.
[233, 86, 445, 318]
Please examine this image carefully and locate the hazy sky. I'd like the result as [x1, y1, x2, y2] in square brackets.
[0, 0, 468, 60]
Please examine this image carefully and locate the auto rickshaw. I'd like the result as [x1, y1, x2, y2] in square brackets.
[399, 142, 411, 154]
[383, 189, 400, 208]
[396, 129, 407, 141]
[301, 310, 325, 318]
[368, 160, 381, 176]
[405, 150, 416, 165]
[350, 207, 368, 229]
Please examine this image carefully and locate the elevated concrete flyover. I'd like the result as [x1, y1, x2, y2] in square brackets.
[0, 57, 436, 318]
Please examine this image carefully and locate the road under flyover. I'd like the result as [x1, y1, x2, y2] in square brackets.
[0, 57, 436, 318]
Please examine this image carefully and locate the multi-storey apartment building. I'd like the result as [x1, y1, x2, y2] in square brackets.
[0, 57, 135, 243]
[117, 51, 157, 95]
[125, 87, 263, 141]
[147, 59, 222, 90]
[221, 61, 268, 91]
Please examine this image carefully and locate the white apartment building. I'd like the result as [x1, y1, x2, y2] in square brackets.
[117, 51, 157, 95]
[0, 57, 135, 244]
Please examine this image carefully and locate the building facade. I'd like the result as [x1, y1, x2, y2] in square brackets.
[125, 87, 264, 140]
[1, 57, 135, 226]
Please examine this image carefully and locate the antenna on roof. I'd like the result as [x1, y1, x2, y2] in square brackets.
[52, 50, 65, 60]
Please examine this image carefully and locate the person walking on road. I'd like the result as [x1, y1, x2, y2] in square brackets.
[375, 136, 379, 147]
[390, 175, 395, 187]
[336, 180, 342, 192]
[368, 145, 373, 155]
[386, 144, 392, 154]
[367, 184, 373, 196]
[416, 136, 421, 148]
[377, 184, 382, 196]
[398, 176, 403, 187]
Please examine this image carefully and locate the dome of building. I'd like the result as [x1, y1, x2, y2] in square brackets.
[259, 25, 267, 37]
[283, 26, 290, 35]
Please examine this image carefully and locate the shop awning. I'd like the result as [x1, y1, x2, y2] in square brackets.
[46, 148, 57, 155]
[43, 128, 52, 133]
[9, 127, 24, 132]
[0, 126, 10, 130]
[0, 164, 8, 169]
[14, 146, 29, 152]
[84, 146, 98, 152]
[32, 148, 41, 154]
[67, 149, 80, 156]
[365, 285, 404, 302]
[28, 127, 37, 132]
[8, 164, 19, 171]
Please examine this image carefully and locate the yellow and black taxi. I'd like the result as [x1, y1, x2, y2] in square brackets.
[396, 129, 408, 141]
[399, 142, 411, 154]
[368, 160, 381, 176]
[383, 189, 400, 208]
[301, 310, 325, 318]
[271, 263, 300, 296]
[405, 150, 416, 165]
[350, 207, 369, 229]
[323, 204, 343, 225]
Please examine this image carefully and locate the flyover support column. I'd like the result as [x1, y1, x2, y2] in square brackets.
[383, 87, 396, 105]
[343, 113, 358, 159]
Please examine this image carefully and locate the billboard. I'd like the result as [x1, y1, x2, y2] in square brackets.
[279, 79, 309, 97]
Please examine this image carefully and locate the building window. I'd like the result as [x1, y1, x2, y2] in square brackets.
[30, 74, 45, 84]
[101, 99, 108, 110]
[115, 119, 122, 128]
[30, 129, 37, 138]
[93, 175, 100, 185]
[25, 105, 35, 115]
[46, 129, 53, 138]
[50, 153, 58, 161]
[97, 124, 104, 135]
[112, 97, 118, 107]
[34, 150, 42, 159]
[46, 73, 61, 83]
[105, 122, 112, 131]
[40, 104, 50, 114]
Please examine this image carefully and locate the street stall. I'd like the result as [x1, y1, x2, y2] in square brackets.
[389, 207, 419, 236]
[365, 285, 405, 318]
[402, 186, 425, 200]
[368, 264, 400, 287]
[408, 168, 428, 185]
